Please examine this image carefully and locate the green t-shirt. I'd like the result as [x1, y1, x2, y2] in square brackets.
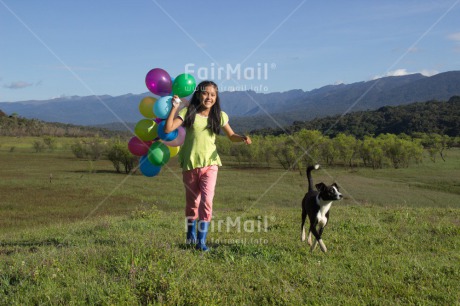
[177, 107, 229, 171]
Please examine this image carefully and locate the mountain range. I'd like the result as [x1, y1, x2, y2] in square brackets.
[1, 71, 459, 133]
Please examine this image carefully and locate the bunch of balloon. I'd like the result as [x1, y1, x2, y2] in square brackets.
[127, 68, 196, 177]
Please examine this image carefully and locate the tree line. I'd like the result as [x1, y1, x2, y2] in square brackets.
[252, 96, 460, 138]
[0, 111, 127, 138]
[216, 130, 459, 172]
[22, 130, 458, 174]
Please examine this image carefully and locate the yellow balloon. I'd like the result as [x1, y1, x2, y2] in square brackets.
[139, 97, 157, 118]
[168, 145, 180, 158]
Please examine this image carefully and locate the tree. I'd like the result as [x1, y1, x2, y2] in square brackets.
[70, 137, 108, 160]
[33, 140, 46, 153]
[318, 137, 336, 166]
[43, 136, 57, 152]
[229, 144, 248, 166]
[293, 129, 323, 172]
[107, 140, 137, 174]
[408, 139, 424, 165]
[378, 134, 417, 168]
[272, 135, 297, 170]
[360, 136, 385, 169]
[86, 137, 107, 160]
[258, 135, 275, 167]
[71, 140, 88, 159]
[333, 133, 358, 167]
[216, 135, 231, 156]
[419, 133, 451, 163]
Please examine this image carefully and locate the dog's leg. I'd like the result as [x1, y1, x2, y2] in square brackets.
[311, 225, 327, 253]
[317, 214, 329, 253]
[301, 208, 307, 242]
[311, 238, 318, 251]
[309, 222, 328, 253]
[318, 239, 327, 253]
[309, 223, 322, 252]
[307, 230, 312, 246]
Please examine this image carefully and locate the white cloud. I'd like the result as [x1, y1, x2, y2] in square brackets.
[372, 69, 438, 80]
[48, 94, 71, 99]
[372, 69, 409, 79]
[387, 69, 410, 77]
[447, 32, 460, 41]
[419, 69, 438, 77]
[3, 81, 33, 89]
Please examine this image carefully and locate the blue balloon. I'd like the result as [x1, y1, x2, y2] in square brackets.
[139, 155, 161, 177]
[153, 96, 172, 119]
[157, 120, 178, 141]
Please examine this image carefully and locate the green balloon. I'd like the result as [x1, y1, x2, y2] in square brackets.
[147, 142, 170, 166]
[172, 74, 196, 97]
[134, 119, 158, 141]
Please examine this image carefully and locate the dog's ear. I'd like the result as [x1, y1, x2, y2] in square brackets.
[315, 183, 327, 192]
[332, 183, 339, 190]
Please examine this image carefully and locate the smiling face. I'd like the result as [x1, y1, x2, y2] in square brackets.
[199, 85, 217, 110]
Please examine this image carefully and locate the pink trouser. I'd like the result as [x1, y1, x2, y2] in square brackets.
[183, 165, 218, 222]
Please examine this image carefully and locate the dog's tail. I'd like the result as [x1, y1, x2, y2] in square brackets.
[307, 164, 320, 192]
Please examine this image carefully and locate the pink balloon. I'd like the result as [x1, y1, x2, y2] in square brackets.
[145, 68, 172, 96]
[128, 137, 153, 156]
[163, 126, 186, 147]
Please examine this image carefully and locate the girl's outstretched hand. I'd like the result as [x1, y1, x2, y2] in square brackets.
[243, 135, 252, 145]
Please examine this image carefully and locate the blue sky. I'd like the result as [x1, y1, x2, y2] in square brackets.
[1, 0, 459, 102]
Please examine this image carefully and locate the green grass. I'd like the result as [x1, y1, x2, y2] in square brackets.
[0, 135, 84, 151]
[1, 137, 459, 304]
[1, 207, 459, 304]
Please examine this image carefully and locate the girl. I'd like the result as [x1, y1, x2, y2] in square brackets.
[164, 80, 252, 251]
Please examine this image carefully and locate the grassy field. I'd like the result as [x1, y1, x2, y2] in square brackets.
[0, 137, 459, 304]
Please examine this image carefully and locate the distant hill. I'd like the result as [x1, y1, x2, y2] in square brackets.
[2, 97, 458, 139]
[1, 71, 459, 132]
[252, 96, 460, 138]
[230, 71, 460, 132]
[0, 111, 128, 138]
[0, 94, 149, 126]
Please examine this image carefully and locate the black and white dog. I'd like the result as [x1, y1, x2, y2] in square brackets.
[301, 164, 342, 253]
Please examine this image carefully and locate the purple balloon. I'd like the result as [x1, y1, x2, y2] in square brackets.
[145, 68, 172, 96]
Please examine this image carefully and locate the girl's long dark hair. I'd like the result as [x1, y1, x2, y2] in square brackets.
[183, 80, 222, 134]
